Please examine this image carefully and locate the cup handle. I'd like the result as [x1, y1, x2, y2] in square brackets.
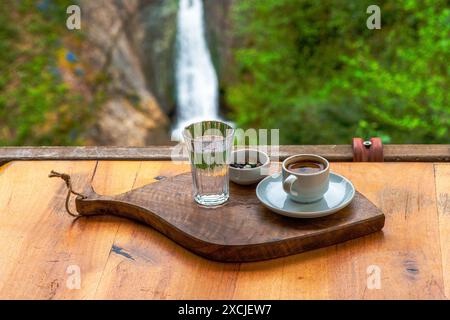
[283, 175, 298, 196]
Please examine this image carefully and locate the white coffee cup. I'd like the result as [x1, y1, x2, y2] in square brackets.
[282, 154, 330, 203]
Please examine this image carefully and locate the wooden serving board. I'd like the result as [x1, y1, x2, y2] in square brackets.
[71, 172, 385, 262]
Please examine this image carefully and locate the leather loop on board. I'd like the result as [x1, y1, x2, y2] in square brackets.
[352, 137, 384, 162]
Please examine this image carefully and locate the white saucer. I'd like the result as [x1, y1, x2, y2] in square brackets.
[256, 172, 355, 218]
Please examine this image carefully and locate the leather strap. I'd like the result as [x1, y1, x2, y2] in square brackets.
[352, 137, 384, 162]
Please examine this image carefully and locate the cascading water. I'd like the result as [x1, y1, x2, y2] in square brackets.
[172, 0, 220, 140]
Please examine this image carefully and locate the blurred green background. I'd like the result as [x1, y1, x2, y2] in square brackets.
[0, 0, 98, 145]
[0, 0, 448, 146]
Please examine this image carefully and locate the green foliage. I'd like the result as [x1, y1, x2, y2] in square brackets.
[228, 0, 449, 144]
[0, 0, 93, 145]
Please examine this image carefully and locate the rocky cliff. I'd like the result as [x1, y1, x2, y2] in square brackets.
[81, 0, 179, 145]
[78, 0, 233, 145]
[203, 0, 234, 114]
[203, 0, 234, 84]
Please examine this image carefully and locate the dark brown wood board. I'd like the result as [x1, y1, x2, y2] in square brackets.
[70, 172, 386, 262]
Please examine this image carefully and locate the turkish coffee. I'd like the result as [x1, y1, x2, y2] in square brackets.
[287, 160, 325, 174]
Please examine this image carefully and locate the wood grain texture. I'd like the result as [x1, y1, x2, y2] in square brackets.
[73, 172, 384, 262]
[231, 163, 446, 299]
[92, 161, 241, 299]
[0, 161, 447, 299]
[324, 163, 445, 299]
[0, 144, 449, 164]
[434, 164, 450, 298]
[0, 161, 116, 299]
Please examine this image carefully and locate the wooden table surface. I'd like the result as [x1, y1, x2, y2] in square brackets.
[0, 160, 448, 299]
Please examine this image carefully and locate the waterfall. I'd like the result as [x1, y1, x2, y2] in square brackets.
[172, 0, 220, 140]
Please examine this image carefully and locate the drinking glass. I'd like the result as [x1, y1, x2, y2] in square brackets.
[183, 120, 235, 206]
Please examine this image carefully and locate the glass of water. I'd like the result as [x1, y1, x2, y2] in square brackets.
[183, 120, 235, 206]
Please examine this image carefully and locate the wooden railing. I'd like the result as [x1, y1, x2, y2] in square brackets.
[0, 145, 449, 166]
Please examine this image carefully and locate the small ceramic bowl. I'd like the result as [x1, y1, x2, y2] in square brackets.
[229, 149, 270, 185]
